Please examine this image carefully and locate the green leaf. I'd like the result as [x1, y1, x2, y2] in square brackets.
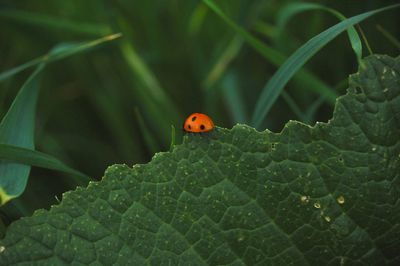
[0, 144, 90, 183]
[0, 65, 43, 205]
[1, 54, 399, 264]
[251, 4, 400, 129]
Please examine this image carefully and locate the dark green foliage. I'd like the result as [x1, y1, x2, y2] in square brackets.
[0, 35, 119, 206]
[1, 55, 399, 265]
[0, 66, 42, 204]
[0, 1, 399, 218]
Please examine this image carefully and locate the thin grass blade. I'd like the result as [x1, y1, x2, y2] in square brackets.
[0, 33, 122, 82]
[202, 0, 338, 103]
[170, 125, 176, 152]
[276, 2, 362, 63]
[116, 15, 181, 144]
[376, 24, 400, 50]
[134, 108, 160, 154]
[188, 2, 208, 35]
[221, 72, 248, 123]
[251, 4, 400, 128]
[304, 95, 327, 124]
[0, 144, 90, 183]
[203, 36, 244, 90]
[281, 90, 307, 122]
[0, 9, 111, 36]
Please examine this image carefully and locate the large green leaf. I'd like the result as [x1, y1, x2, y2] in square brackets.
[1, 54, 399, 264]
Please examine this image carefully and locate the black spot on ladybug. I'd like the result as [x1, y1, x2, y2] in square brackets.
[200, 125, 205, 130]
[188, 125, 191, 129]
[191, 116, 197, 121]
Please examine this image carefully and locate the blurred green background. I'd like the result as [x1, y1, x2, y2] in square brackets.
[0, 0, 399, 222]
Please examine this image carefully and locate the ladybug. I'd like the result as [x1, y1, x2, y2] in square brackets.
[183, 113, 215, 133]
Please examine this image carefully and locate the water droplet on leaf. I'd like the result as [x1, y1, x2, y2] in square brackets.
[337, 196, 345, 204]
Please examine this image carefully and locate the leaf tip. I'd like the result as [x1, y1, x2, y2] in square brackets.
[0, 187, 14, 206]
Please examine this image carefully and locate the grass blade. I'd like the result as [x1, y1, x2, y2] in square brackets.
[376, 24, 400, 50]
[187, 2, 208, 35]
[202, 0, 338, 104]
[119, 39, 182, 144]
[0, 65, 43, 205]
[203, 36, 244, 90]
[0, 144, 90, 183]
[281, 90, 307, 122]
[304, 95, 327, 124]
[0, 33, 122, 82]
[0, 9, 110, 36]
[116, 14, 182, 144]
[170, 125, 176, 152]
[0, 34, 122, 205]
[221, 72, 248, 123]
[276, 2, 362, 63]
[134, 108, 160, 154]
[251, 4, 400, 128]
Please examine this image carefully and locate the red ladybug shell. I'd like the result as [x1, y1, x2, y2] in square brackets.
[183, 113, 215, 133]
